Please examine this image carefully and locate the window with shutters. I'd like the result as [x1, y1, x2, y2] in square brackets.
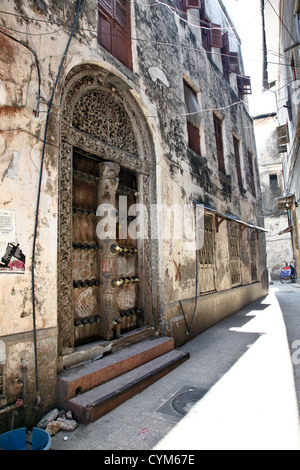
[213, 114, 225, 174]
[228, 52, 240, 74]
[173, 0, 201, 19]
[233, 136, 243, 188]
[237, 75, 252, 99]
[97, 0, 132, 70]
[174, 0, 187, 18]
[201, 22, 222, 51]
[186, 0, 201, 8]
[221, 33, 246, 88]
[174, 0, 201, 10]
[184, 81, 201, 155]
[199, 0, 221, 52]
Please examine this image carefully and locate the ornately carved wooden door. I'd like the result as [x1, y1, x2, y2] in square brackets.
[72, 150, 142, 346]
[115, 167, 141, 335]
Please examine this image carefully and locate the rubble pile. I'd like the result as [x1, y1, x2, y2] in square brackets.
[37, 408, 77, 436]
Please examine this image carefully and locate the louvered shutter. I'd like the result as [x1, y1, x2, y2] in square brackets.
[241, 76, 252, 95]
[115, 0, 127, 28]
[228, 53, 240, 74]
[186, 0, 201, 8]
[99, 0, 113, 15]
[210, 24, 222, 48]
[98, 0, 114, 54]
[98, 0, 132, 70]
[113, 0, 132, 68]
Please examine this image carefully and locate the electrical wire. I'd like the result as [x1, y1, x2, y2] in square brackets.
[0, 29, 41, 117]
[30, 0, 84, 397]
[1, 8, 300, 69]
[266, 0, 297, 44]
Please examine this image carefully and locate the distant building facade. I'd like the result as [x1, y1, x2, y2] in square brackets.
[263, 0, 300, 273]
[254, 112, 294, 279]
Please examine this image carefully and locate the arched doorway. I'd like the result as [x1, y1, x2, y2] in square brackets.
[57, 65, 159, 354]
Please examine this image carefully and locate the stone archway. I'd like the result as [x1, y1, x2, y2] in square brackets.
[57, 65, 159, 354]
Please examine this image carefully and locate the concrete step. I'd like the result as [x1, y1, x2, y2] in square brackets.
[57, 336, 175, 410]
[68, 349, 190, 424]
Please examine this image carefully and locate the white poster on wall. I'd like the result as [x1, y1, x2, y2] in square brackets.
[0, 209, 25, 274]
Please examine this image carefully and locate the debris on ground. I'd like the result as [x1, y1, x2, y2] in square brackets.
[37, 408, 77, 436]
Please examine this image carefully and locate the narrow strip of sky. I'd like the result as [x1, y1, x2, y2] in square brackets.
[222, 0, 277, 116]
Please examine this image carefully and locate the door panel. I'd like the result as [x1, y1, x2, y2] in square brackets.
[73, 153, 100, 345]
[72, 151, 142, 345]
[116, 167, 140, 333]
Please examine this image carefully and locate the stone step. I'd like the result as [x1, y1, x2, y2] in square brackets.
[57, 336, 175, 410]
[68, 349, 190, 424]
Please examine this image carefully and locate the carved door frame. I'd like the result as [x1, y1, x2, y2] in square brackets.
[58, 65, 159, 354]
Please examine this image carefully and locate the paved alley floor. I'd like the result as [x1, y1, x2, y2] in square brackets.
[51, 282, 300, 451]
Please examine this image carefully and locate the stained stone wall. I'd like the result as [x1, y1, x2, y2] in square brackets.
[0, 0, 267, 424]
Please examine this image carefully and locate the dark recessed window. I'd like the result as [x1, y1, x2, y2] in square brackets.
[233, 136, 243, 188]
[184, 81, 201, 155]
[213, 114, 225, 173]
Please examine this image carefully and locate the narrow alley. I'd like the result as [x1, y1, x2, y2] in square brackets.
[51, 281, 300, 451]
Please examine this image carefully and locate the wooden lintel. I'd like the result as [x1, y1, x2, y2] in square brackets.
[215, 215, 225, 232]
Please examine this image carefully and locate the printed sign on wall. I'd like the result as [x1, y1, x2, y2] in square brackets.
[0, 210, 25, 274]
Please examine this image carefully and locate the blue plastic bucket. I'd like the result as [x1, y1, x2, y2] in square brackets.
[0, 427, 51, 450]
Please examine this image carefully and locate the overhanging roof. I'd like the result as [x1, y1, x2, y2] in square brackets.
[278, 226, 293, 236]
[194, 202, 268, 233]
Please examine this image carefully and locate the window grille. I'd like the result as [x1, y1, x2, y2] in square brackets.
[198, 216, 216, 294]
[228, 222, 242, 287]
[250, 230, 258, 282]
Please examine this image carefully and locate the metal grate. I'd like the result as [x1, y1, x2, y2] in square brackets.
[228, 222, 242, 286]
[249, 230, 258, 281]
[198, 216, 216, 294]
[157, 386, 208, 418]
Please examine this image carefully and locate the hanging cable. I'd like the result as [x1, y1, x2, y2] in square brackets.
[0, 29, 41, 117]
[1, 8, 300, 69]
[30, 0, 83, 399]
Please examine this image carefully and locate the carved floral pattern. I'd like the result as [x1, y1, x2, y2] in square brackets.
[58, 67, 158, 353]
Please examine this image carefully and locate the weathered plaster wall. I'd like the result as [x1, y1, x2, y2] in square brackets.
[0, 0, 267, 423]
